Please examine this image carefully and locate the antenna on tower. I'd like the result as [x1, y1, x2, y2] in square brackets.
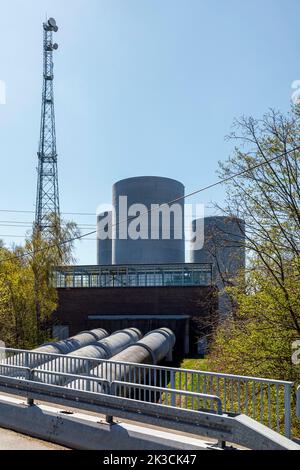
[35, 17, 60, 234]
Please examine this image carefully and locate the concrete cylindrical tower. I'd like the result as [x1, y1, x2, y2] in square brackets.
[97, 211, 112, 265]
[190, 216, 245, 271]
[112, 176, 185, 265]
[190, 216, 245, 316]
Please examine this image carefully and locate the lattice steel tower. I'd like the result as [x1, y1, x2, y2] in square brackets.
[35, 17, 60, 232]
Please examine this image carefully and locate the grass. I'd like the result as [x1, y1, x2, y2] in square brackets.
[178, 357, 210, 372]
[162, 357, 216, 411]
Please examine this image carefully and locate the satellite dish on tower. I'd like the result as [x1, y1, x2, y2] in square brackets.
[48, 18, 57, 28]
[52, 43, 59, 50]
[53, 25, 58, 32]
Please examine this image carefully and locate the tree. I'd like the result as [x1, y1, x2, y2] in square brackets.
[0, 215, 79, 348]
[207, 106, 300, 435]
[209, 106, 300, 379]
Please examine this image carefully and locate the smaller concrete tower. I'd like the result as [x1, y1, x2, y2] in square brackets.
[190, 216, 245, 316]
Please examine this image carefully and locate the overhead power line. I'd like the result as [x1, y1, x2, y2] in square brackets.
[0, 144, 299, 265]
[0, 209, 97, 216]
[0, 222, 96, 229]
[0, 234, 98, 241]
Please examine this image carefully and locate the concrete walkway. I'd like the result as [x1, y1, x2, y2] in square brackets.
[0, 427, 67, 450]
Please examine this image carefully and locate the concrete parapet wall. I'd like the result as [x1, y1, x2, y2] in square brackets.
[0, 395, 211, 450]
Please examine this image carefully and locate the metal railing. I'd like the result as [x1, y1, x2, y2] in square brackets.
[0, 347, 294, 438]
[111, 381, 223, 415]
[167, 368, 294, 439]
[0, 370, 298, 450]
[0, 363, 222, 416]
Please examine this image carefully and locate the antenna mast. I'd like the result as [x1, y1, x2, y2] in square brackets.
[35, 17, 60, 233]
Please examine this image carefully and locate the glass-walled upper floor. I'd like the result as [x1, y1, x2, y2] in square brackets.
[53, 263, 213, 289]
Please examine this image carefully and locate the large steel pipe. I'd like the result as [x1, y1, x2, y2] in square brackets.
[35, 329, 108, 355]
[0, 329, 109, 374]
[69, 328, 176, 393]
[105, 327, 175, 371]
[36, 328, 142, 385]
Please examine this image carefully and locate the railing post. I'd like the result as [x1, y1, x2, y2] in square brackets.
[105, 414, 114, 425]
[170, 371, 176, 407]
[217, 440, 226, 449]
[24, 351, 30, 370]
[105, 382, 114, 425]
[284, 383, 292, 439]
[85, 360, 92, 392]
[85, 359, 91, 376]
[27, 369, 34, 406]
[296, 386, 300, 420]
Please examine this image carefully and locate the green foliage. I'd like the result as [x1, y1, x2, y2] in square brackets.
[208, 106, 300, 436]
[209, 263, 300, 379]
[0, 215, 79, 348]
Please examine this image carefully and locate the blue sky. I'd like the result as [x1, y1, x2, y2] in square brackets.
[0, 0, 298, 264]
